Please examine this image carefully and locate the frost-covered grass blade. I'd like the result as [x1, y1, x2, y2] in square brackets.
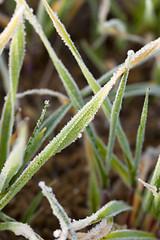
[0, 121, 27, 193]
[133, 89, 149, 186]
[0, 221, 42, 240]
[103, 229, 156, 239]
[105, 51, 133, 181]
[39, 181, 78, 240]
[0, 5, 24, 55]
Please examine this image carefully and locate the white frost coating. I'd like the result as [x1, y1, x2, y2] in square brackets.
[39, 181, 78, 240]
[16, 89, 68, 102]
[77, 219, 112, 240]
[14, 222, 39, 240]
[125, 50, 134, 69]
[138, 178, 158, 197]
[53, 229, 61, 238]
[0, 4, 25, 55]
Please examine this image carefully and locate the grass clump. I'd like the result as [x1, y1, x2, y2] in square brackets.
[0, 0, 160, 239]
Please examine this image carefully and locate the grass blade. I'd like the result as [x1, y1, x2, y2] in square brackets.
[39, 181, 78, 240]
[0, 122, 27, 193]
[72, 200, 131, 231]
[9, 21, 25, 101]
[0, 93, 14, 171]
[0, 5, 24, 55]
[0, 19, 25, 171]
[105, 51, 133, 181]
[133, 88, 149, 186]
[103, 230, 156, 239]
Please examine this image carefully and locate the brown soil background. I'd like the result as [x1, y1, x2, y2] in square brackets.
[0, 0, 160, 239]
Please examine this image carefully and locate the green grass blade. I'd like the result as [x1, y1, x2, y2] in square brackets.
[0, 19, 25, 171]
[0, 122, 27, 193]
[0, 212, 15, 222]
[22, 191, 43, 223]
[13, 102, 71, 183]
[103, 230, 156, 239]
[105, 51, 133, 182]
[0, 5, 24, 55]
[143, 155, 160, 215]
[39, 181, 78, 240]
[133, 89, 149, 186]
[0, 69, 119, 210]
[9, 21, 25, 101]
[88, 172, 101, 213]
[0, 93, 14, 171]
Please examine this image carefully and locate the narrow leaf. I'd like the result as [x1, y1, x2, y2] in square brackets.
[72, 201, 131, 231]
[9, 20, 25, 101]
[39, 181, 78, 240]
[133, 89, 149, 185]
[0, 121, 27, 193]
[0, 5, 24, 55]
[105, 51, 133, 179]
[103, 230, 156, 239]
[0, 92, 14, 171]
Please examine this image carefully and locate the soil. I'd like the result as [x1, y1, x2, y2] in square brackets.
[0, 1, 160, 240]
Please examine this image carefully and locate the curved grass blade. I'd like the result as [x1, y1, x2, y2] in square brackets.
[0, 121, 27, 193]
[0, 5, 24, 55]
[39, 181, 78, 240]
[103, 229, 156, 239]
[72, 200, 131, 231]
[133, 89, 149, 186]
[105, 51, 133, 181]
[0, 54, 9, 93]
[0, 222, 42, 240]
[0, 67, 120, 210]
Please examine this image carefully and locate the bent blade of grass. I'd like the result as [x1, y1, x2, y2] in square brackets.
[0, 121, 27, 194]
[133, 89, 149, 186]
[0, 68, 119, 210]
[39, 181, 78, 240]
[72, 200, 131, 231]
[0, 222, 42, 240]
[0, 4, 24, 55]
[105, 51, 133, 179]
[103, 229, 156, 239]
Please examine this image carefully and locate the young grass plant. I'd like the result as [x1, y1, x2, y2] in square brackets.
[0, 0, 160, 239]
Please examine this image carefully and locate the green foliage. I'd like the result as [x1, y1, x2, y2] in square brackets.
[0, 0, 160, 239]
